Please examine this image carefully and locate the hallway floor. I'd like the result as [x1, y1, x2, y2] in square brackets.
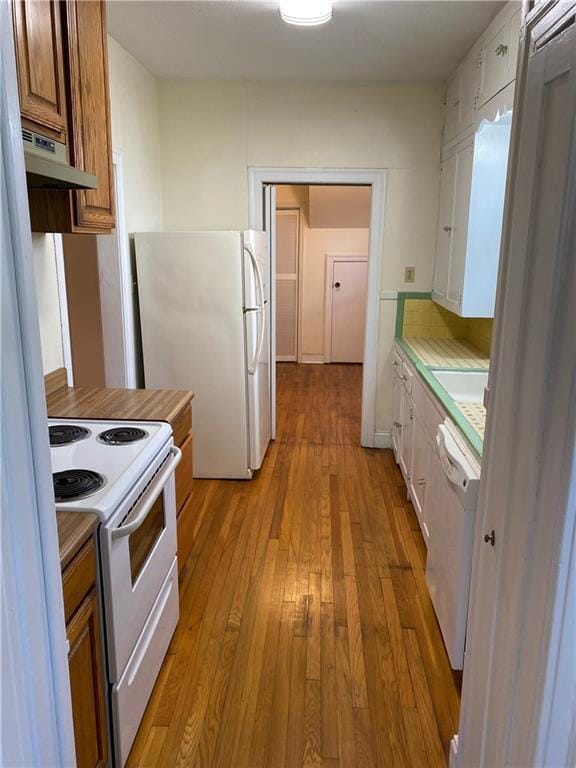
[128, 363, 460, 767]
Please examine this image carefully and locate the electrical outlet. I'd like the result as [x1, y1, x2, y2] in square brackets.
[404, 266, 416, 283]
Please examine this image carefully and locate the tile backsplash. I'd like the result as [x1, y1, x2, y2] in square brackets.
[399, 297, 493, 355]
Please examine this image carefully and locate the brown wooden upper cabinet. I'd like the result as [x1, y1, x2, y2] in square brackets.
[13, 0, 115, 234]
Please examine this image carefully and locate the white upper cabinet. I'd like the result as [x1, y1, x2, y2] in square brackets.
[435, 1, 521, 317]
[477, 3, 522, 108]
[444, 44, 481, 148]
[434, 102, 513, 317]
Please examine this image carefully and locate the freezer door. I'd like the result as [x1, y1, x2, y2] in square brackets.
[243, 231, 271, 470]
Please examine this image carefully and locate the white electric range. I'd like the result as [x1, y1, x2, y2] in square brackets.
[49, 418, 182, 767]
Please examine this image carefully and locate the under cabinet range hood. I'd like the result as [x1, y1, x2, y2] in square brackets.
[22, 129, 97, 190]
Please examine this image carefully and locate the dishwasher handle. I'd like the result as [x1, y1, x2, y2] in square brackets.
[436, 424, 470, 491]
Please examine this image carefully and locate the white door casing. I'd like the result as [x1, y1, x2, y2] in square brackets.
[458, 5, 576, 767]
[1, 3, 76, 763]
[264, 184, 277, 440]
[324, 255, 368, 364]
[248, 167, 386, 448]
[275, 208, 299, 361]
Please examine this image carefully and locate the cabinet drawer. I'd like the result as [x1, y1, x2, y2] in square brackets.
[175, 434, 193, 513]
[172, 404, 192, 447]
[401, 361, 413, 395]
[63, 538, 96, 625]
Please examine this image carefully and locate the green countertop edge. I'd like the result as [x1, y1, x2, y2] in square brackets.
[395, 337, 484, 460]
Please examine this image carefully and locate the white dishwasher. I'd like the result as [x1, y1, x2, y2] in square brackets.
[426, 419, 481, 670]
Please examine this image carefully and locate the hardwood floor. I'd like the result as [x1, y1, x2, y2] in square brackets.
[127, 363, 461, 768]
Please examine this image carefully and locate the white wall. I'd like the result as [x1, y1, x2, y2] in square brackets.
[107, 36, 164, 233]
[157, 79, 444, 434]
[31, 234, 64, 374]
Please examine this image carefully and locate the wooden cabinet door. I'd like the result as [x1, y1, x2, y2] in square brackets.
[65, 0, 115, 231]
[433, 153, 456, 301]
[12, 0, 67, 142]
[68, 588, 108, 768]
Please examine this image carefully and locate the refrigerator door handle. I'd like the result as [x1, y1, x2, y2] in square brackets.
[244, 245, 265, 312]
[247, 308, 265, 375]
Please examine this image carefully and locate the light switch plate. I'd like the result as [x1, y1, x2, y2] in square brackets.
[404, 266, 416, 283]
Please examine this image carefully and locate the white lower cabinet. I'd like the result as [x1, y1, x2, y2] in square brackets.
[391, 369, 403, 461]
[399, 393, 413, 484]
[408, 412, 431, 543]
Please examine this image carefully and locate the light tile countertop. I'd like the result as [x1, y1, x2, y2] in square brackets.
[397, 337, 489, 457]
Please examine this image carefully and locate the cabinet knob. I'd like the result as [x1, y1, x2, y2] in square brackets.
[443, 225, 452, 233]
[400, 374, 408, 382]
[484, 529, 496, 546]
[334, 281, 341, 288]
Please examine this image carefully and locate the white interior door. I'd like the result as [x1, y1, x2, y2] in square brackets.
[275, 209, 299, 362]
[329, 259, 368, 363]
[264, 184, 277, 440]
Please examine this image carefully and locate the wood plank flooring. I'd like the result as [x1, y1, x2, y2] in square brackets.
[127, 363, 461, 768]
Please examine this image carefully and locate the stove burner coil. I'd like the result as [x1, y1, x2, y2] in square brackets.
[53, 469, 105, 502]
[49, 424, 91, 446]
[97, 427, 148, 445]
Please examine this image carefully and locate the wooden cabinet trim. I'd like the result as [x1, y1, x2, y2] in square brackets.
[175, 433, 193, 513]
[172, 404, 192, 448]
[62, 537, 96, 624]
[64, 0, 115, 231]
[67, 588, 108, 768]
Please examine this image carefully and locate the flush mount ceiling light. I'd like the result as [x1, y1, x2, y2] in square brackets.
[279, 0, 333, 26]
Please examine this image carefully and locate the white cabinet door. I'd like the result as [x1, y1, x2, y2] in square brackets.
[447, 140, 474, 312]
[391, 368, 403, 462]
[478, 4, 521, 107]
[458, 44, 481, 138]
[409, 411, 430, 543]
[399, 392, 413, 484]
[433, 153, 457, 300]
[444, 71, 462, 145]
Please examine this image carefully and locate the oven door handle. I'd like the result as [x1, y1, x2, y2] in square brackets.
[111, 446, 182, 540]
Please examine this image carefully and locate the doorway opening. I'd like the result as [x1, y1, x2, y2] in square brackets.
[273, 183, 372, 443]
[249, 167, 387, 449]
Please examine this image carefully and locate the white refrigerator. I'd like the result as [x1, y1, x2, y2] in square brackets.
[134, 231, 271, 479]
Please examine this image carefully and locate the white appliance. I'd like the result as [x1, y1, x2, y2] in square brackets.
[49, 419, 181, 766]
[425, 419, 481, 669]
[134, 230, 271, 479]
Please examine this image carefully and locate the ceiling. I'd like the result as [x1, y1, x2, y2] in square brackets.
[107, 0, 504, 82]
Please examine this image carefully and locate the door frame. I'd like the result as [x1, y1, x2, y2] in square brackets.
[323, 254, 368, 364]
[1, 3, 76, 762]
[249, 167, 386, 448]
[275, 207, 301, 362]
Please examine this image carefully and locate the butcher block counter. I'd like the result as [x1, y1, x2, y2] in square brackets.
[46, 368, 195, 575]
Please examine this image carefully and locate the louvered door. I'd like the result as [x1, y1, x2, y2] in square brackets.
[275, 209, 300, 361]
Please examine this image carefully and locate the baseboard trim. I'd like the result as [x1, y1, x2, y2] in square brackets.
[373, 431, 392, 449]
[300, 354, 325, 364]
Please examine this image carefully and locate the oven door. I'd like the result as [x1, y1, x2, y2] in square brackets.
[100, 444, 181, 682]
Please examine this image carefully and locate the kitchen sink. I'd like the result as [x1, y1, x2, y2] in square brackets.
[430, 370, 489, 403]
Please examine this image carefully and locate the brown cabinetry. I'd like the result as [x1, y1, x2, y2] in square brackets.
[12, 0, 68, 142]
[63, 538, 108, 768]
[13, 0, 115, 234]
